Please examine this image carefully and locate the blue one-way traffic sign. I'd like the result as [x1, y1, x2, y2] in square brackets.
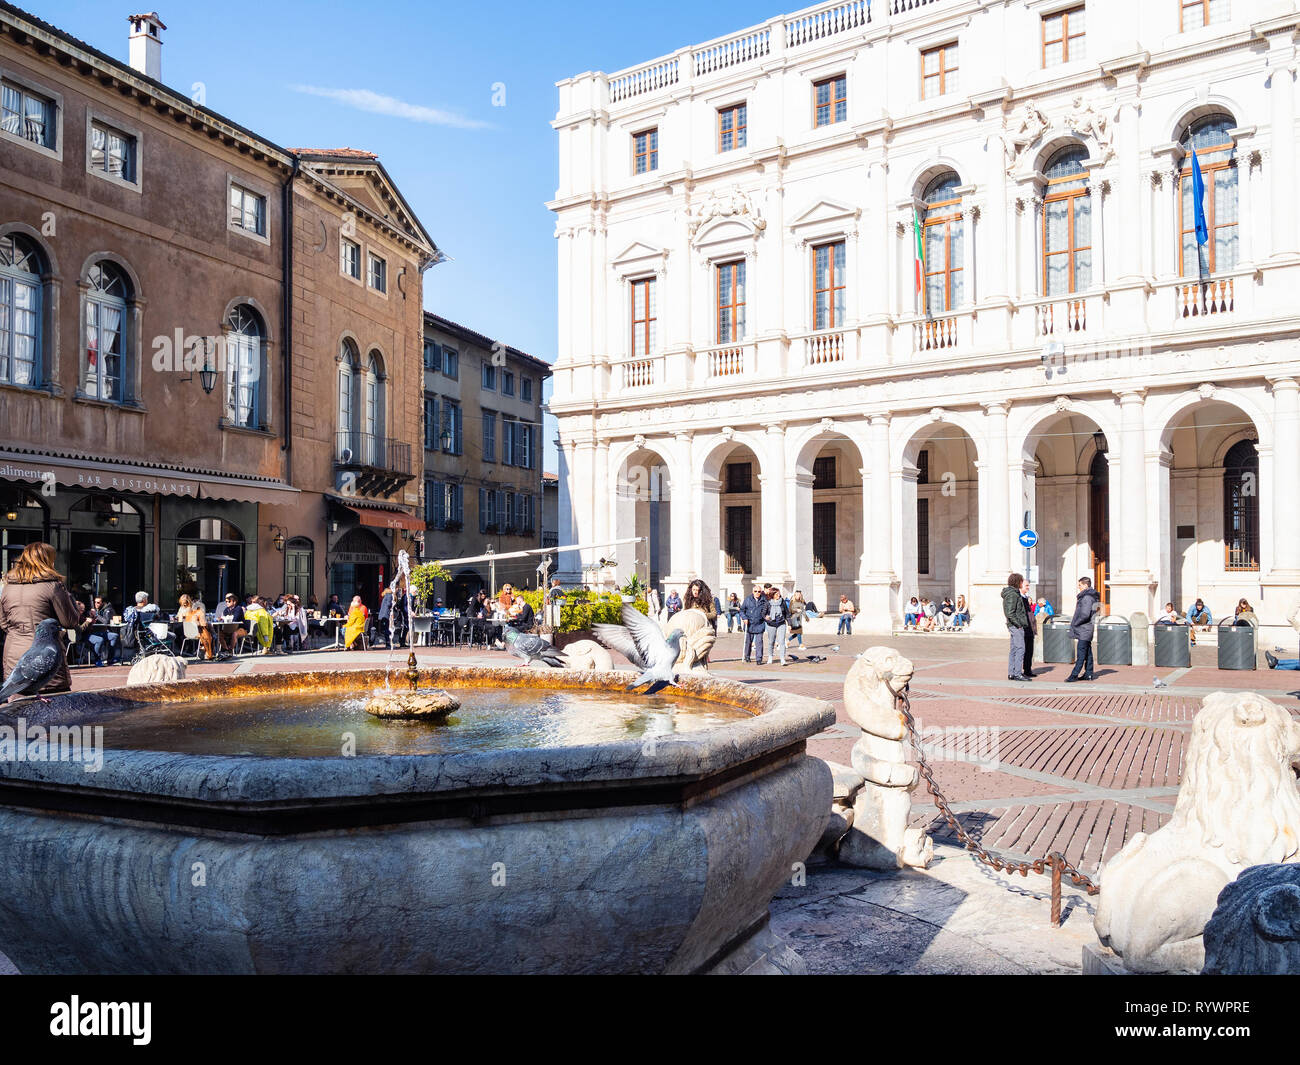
[1018, 529, 1038, 549]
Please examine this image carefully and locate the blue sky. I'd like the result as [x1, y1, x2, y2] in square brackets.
[35, 0, 781, 467]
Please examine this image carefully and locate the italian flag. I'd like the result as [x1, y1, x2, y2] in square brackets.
[912, 209, 926, 316]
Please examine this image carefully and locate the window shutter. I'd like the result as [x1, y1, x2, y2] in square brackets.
[432, 481, 446, 527]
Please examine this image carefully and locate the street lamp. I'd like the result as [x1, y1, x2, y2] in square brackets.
[80, 545, 116, 599]
[1093, 431, 1108, 455]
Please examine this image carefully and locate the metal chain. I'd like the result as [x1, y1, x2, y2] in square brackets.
[886, 678, 1098, 923]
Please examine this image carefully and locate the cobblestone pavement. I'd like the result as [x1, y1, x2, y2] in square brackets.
[13, 628, 1290, 975]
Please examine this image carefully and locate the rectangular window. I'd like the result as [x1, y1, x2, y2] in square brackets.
[89, 120, 135, 182]
[918, 449, 930, 485]
[917, 498, 930, 575]
[423, 395, 438, 451]
[813, 502, 837, 574]
[813, 241, 846, 330]
[631, 277, 657, 357]
[229, 184, 266, 236]
[725, 506, 753, 574]
[441, 400, 462, 455]
[725, 462, 752, 494]
[368, 253, 387, 293]
[1, 80, 55, 149]
[921, 44, 958, 99]
[718, 103, 747, 153]
[813, 75, 847, 128]
[716, 260, 746, 344]
[424, 341, 439, 371]
[503, 371, 514, 397]
[1181, 0, 1229, 29]
[813, 455, 836, 490]
[482, 409, 497, 462]
[1180, 150, 1238, 277]
[482, 362, 496, 390]
[443, 347, 459, 378]
[633, 128, 658, 174]
[522, 378, 533, 402]
[341, 237, 361, 279]
[1042, 5, 1085, 67]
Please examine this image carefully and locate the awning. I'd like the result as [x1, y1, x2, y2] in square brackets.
[0, 450, 300, 506]
[335, 500, 425, 533]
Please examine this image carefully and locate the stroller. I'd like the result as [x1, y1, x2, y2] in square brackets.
[124, 613, 179, 666]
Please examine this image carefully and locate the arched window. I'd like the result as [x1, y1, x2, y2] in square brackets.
[1179, 114, 1237, 277]
[0, 234, 43, 387]
[922, 172, 964, 313]
[1223, 438, 1259, 572]
[175, 517, 246, 605]
[224, 305, 264, 429]
[1042, 145, 1091, 296]
[364, 350, 385, 464]
[83, 260, 130, 401]
[338, 338, 360, 459]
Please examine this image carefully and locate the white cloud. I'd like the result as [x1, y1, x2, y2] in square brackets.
[290, 85, 490, 130]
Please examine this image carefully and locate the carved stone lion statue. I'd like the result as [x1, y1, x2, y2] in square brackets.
[126, 654, 187, 687]
[837, 647, 932, 870]
[663, 607, 715, 675]
[1202, 864, 1300, 975]
[1095, 691, 1300, 973]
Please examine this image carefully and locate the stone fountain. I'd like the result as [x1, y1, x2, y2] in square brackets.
[0, 664, 833, 974]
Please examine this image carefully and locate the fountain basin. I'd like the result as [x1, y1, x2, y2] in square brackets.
[0, 667, 833, 974]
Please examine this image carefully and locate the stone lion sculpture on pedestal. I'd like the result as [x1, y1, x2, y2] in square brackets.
[836, 647, 932, 870]
[1095, 691, 1300, 973]
[663, 607, 715, 675]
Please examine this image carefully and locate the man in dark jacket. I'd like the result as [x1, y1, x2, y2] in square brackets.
[739, 585, 768, 664]
[1065, 577, 1102, 682]
[1001, 573, 1029, 682]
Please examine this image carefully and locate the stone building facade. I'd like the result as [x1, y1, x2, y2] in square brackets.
[550, 0, 1300, 636]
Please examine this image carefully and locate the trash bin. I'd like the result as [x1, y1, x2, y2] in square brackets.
[1217, 618, 1257, 670]
[1153, 623, 1191, 668]
[1097, 615, 1133, 666]
[1042, 616, 1074, 663]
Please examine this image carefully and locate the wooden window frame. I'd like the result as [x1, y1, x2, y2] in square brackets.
[1178, 135, 1237, 277]
[1041, 5, 1085, 67]
[1042, 167, 1092, 296]
[633, 128, 658, 174]
[920, 43, 958, 100]
[716, 260, 746, 344]
[813, 75, 847, 129]
[923, 189, 963, 313]
[630, 277, 656, 357]
[1180, 0, 1225, 30]
[813, 240, 846, 330]
[717, 103, 747, 153]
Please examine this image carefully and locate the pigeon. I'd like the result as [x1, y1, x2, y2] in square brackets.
[1153, 676, 1168, 688]
[830, 645, 841, 654]
[502, 627, 566, 668]
[593, 604, 686, 694]
[0, 618, 65, 705]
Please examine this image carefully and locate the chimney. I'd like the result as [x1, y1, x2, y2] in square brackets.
[126, 12, 166, 81]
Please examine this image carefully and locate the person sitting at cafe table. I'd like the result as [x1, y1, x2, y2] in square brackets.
[325, 593, 346, 619]
[273, 594, 306, 654]
[86, 596, 118, 666]
[243, 596, 274, 655]
[344, 595, 369, 650]
[214, 594, 247, 659]
[177, 594, 216, 661]
[123, 591, 164, 648]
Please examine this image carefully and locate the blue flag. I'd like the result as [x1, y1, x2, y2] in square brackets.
[1191, 147, 1209, 247]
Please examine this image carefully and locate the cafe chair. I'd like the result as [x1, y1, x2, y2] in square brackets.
[411, 615, 433, 647]
[179, 619, 202, 658]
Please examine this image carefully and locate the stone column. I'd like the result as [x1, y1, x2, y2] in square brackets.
[1271, 378, 1300, 575]
[1147, 446, 1173, 613]
[984, 134, 1010, 303]
[1116, 102, 1143, 282]
[1108, 390, 1154, 617]
[790, 470, 815, 599]
[695, 474, 723, 593]
[859, 414, 896, 631]
[663, 431, 695, 598]
[759, 422, 791, 589]
[593, 439, 610, 564]
[563, 437, 596, 581]
[1270, 53, 1298, 259]
[969, 402, 1011, 634]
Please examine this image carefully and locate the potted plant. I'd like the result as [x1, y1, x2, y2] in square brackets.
[409, 560, 450, 612]
[620, 573, 644, 604]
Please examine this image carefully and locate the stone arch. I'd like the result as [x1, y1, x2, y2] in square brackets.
[79, 249, 142, 298]
[1029, 133, 1093, 174]
[905, 157, 966, 199]
[611, 441, 675, 592]
[220, 295, 275, 344]
[1164, 96, 1244, 145]
[0, 222, 59, 278]
[788, 426, 867, 606]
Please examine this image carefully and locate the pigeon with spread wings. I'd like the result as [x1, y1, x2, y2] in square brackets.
[593, 604, 686, 693]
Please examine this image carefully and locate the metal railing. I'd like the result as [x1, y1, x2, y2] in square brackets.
[335, 432, 412, 475]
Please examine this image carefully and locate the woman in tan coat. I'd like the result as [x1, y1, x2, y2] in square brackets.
[0, 542, 82, 694]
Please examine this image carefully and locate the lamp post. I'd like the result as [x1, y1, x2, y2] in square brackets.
[80, 545, 115, 600]
[207, 553, 237, 605]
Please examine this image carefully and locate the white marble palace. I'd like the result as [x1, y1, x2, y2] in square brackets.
[548, 0, 1300, 636]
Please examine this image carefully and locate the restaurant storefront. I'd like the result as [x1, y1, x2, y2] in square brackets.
[324, 495, 425, 612]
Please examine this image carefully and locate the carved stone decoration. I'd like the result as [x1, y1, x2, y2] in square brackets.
[929, 407, 947, 422]
[1007, 103, 1051, 171]
[720, 426, 736, 442]
[1054, 396, 1073, 413]
[688, 186, 767, 238]
[1197, 382, 1218, 401]
[127, 655, 187, 686]
[558, 639, 615, 672]
[1094, 691, 1300, 973]
[1065, 96, 1114, 161]
[819, 417, 835, 434]
[633, 434, 646, 449]
[1202, 864, 1300, 975]
[836, 648, 933, 871]
[663, 608, 716, 673]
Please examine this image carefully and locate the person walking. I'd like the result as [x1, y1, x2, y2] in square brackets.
[837, 594, 855, 635]
[665, 589, 683, 618]
[1020, 577, 1037, 679]
[1064, 576, 1102, 683]
[740, 585, 767, 664]
[764, 585, 789, 666]
[1002, 572, 1029, 682]
[789, 590, 807, 647]
[0, 542, 81, 695]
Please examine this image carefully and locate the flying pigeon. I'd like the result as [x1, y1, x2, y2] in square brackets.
[502, 627, 566, 668]
[593, 604, 686, 694]
[0, 618, 65, 705]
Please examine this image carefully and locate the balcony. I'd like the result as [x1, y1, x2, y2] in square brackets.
[1176, 278, 1235, 321]
[1036, 297, 1089, 336]
[334, 432, 413, 499]
[618, 357, 658, 390]
[913, 315, 960, 352]
[804, 329, 847, 366]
